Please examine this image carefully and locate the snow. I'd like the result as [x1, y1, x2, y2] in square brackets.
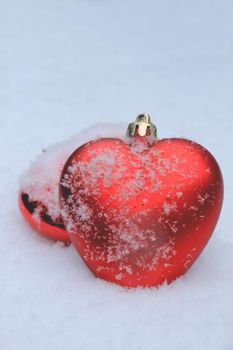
[0, 0, 233, 349]
[20, 124, 126, 221]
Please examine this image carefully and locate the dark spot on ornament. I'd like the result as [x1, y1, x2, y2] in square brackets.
[60, 185, 72, 197]
[22, 193, 37, 214]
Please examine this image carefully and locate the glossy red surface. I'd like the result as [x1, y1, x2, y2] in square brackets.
[60, 137, 223, 288]
[19, 193, 70, 244]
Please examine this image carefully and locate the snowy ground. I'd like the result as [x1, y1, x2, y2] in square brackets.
[1, 0, 233, 349]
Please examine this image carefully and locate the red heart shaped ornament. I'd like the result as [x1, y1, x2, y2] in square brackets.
[60, 114, 223, 288]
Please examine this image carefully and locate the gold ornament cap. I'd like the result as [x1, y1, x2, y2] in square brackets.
[127, 113, 157, 138]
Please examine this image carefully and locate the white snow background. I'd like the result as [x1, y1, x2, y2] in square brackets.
[0, 0, 233, 349]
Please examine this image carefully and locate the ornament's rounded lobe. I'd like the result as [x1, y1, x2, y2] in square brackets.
[19, 192, 70, 244]
[60, 135, 223, 288]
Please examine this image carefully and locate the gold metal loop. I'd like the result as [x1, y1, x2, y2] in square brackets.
[127, 113, 157, 138]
